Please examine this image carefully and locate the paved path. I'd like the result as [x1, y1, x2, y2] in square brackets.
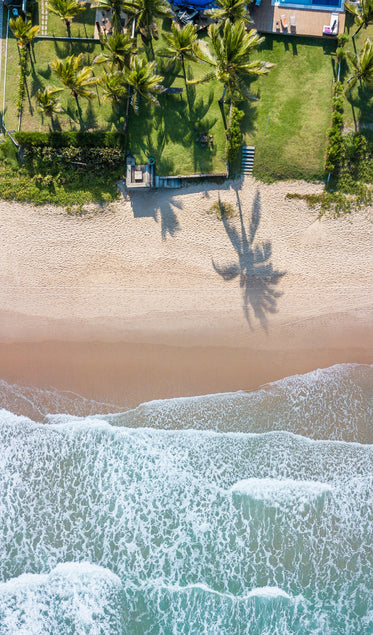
[40, 0, 48, 36]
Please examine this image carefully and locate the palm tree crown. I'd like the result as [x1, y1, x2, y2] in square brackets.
[121, 0, 173, 41]
[345, 0, 373, 37]
[94, 32, 135, 69]
[190, 21, 273, 103]
[51, 53, 98, 99]
[46, 0, 86, 36]
[36, 87, 64, 117]
[9, 16, 40, 48]
[160, 22, 201, 67]
[346, 37, 373, 91]
[206, 0, 252, 27]
[123, 56, 165, 112]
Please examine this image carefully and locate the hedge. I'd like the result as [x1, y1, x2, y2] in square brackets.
[14, 131, 128, 148]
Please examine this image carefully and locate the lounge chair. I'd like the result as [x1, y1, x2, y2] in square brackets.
[290, 15, 296, 31]
[281, 14, 288, 30]
[323, 12, 339, 36]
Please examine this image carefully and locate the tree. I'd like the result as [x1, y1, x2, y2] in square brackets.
[123, 56, 164, 112]
[9, 15, 40, 48]
[93, 32, 135, 69]
[189, 21, 273, 104]
[51, 54, 98, 123]
[46, 0, 86, 37]
[345, 0, 373, 39]
[36, 86, 64, 117]
[9, 17, 40, 120]
[159, 22, 201, 84]
[346, 38, 373, 92]
[99, 71, 128, 111]
[121, 0, 173, 42]
[206, 0, 252, 27]
[92, 0, 127, 34]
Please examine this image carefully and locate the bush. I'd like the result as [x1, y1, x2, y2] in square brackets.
[208, 200, 236, 220]
[226, 107, 244, 164]
[15, 131, 128, 148]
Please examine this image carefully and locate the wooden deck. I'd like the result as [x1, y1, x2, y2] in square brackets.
[251, 0, 345, 38]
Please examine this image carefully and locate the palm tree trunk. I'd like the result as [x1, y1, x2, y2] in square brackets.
[74, 92, 83, 128]
[65, 19, 71, 38]
[182, 57, 192, 113]
[352, 22, 364, 39]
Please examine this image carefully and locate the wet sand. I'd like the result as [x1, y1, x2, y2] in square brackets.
[0, 177, 372, 408]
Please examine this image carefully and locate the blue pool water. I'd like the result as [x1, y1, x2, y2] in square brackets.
[275, 0, 342, 9]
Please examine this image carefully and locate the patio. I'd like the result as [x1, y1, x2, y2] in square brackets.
[251, 0, 345, 38]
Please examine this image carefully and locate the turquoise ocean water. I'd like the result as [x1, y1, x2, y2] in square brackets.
[0, 364, 372, 634]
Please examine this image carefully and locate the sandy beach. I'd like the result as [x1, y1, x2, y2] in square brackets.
[0, 177, 372, 407]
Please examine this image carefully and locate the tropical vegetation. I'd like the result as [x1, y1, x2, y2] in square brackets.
[345, 0, 373, 38]
[46, 0, 87, 36]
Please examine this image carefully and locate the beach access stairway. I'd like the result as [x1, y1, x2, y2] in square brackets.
[242, 146, 255, 174]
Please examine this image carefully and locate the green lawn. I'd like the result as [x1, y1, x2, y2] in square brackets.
[47, 7, 96, 38]
[242, 36, 336, 181]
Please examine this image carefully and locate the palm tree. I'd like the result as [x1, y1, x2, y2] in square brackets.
[92, 0, 126, 34]
[46, 0, 86, 37]
[51, 53, 98, 122]
[206, 0, 252, 27]
[189, 21, 273, 105]
[121, 0, 173, 42]
[159, 22, 201, 84]
[36, 86, 64, 116]
[99, 71, 128, 110]
[9, 15, 40, 49]
[93, 32, 135, 69]
[123, 56, 164, 112]
[346, 37, 373, 91]
[345, 0, 373, 39]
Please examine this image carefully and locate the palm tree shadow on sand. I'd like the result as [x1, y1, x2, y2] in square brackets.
[212, 189, 286, 331]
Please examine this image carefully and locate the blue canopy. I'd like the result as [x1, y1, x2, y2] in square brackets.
[172, 0, 214, 8]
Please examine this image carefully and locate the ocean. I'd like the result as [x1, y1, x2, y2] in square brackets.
[0, 364, 372, 634]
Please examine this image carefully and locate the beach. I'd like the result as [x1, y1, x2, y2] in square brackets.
[0, 176, 372, 407]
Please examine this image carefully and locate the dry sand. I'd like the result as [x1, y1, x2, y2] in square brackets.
[0, 177, 372, 407]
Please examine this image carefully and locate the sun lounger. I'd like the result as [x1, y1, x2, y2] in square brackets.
[281, 14, 288, 29]
[290, 15, 296, 30]
[323, 12, 339, 36]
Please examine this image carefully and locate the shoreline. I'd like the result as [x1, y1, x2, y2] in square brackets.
[0, 177, 372, 408]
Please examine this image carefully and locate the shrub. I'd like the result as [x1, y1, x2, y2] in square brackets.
[208, 200, 236, 220]
[226, 107, 244, 164]
[15, 131, 128, 148]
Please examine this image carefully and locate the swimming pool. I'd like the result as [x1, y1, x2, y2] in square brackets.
[273, 0, 343, 10]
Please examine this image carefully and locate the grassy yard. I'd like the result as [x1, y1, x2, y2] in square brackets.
[47, 6, 96, 38]
[242, 36, 336, 181]
[1, 5, 372, 184]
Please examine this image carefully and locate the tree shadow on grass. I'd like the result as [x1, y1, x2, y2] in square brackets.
[212, 188, 286, 331]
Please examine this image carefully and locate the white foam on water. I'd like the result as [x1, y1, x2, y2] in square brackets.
[0, 364, 372, 633]
[0, 562, 124, 635]
[229, 478, 332, 506]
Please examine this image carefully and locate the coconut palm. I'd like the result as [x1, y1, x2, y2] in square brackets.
[123, 56, 164, 112]
[189, 21, 273, 104]
[46, 0, 86, 37]
[9, 15, 40, 49]
[51, 54, 98, 124]
[92, 0, 127, 34]
[346, 38, 373, 91]
[345, 0, 373, 39]
[159, 22, 201, 83]
[36, 86, 64, 117]
[206, 0, 252, 27]
[93, 32, 135, 69]
[99, 71, 128, 110]
[121, 0, 173, 42]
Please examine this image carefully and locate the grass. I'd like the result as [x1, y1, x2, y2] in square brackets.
[47, 7, 96, 39]
[242, 35, 336, 181]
